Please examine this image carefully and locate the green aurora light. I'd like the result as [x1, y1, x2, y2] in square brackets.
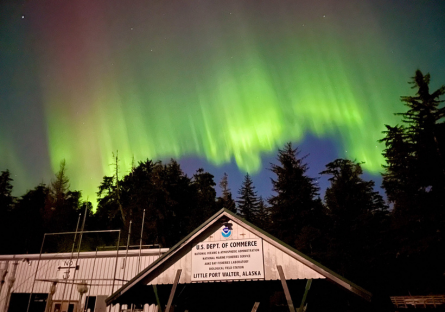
[4, 0, 441, 206]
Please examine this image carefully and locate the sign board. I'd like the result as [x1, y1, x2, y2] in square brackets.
[56, 260, 78, 280]
[191, 238, 264, 282]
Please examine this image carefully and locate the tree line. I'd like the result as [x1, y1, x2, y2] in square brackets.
[0, 70, 444, 300]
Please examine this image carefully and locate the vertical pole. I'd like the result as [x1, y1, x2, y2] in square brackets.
[137, 210, 146, 273]
[67, 207, 88, 310]
[152, 286, 162, 312]
[298, 279, 312, 312]
[125, 222, 133, 312]
[85, 247, 99, 312]
[44, 282, 57, 312]
[108, 230, 121, 312]
[165, 269, 182, 312]
[277, 265, 296, 312]
[26, 234, 47, 312]
[60, 213, 82, 305]
[123, 221, 132, 284]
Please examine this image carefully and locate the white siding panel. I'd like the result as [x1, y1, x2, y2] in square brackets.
[0, 249, 164, 308]
[145, 222, 324, 286]
[263, 241, 324, 280]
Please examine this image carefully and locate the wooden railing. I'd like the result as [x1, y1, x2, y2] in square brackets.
[390, 295, 445, 308]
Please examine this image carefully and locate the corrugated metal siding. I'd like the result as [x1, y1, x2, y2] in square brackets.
[148, 220, 325, 285]
[0, 249, 165, 312]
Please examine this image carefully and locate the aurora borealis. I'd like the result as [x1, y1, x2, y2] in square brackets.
[1, 0, 445, 205]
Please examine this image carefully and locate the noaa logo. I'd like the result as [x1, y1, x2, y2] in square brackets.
[222, 227, 232, 238]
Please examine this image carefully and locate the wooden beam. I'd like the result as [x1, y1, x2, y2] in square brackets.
[251, 302, 260, 312]
[277, 265, 295, 312]
[165, 269, 182, 312]
[298, 279, 312, 312]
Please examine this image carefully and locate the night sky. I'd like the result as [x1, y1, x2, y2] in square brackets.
[1, 0, 445, 206]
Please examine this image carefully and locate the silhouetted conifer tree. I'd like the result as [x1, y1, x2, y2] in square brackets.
[268, 143, 324, 251]
[0, 170, 15, 254]
[217, 173, 236, 212]
[320, 159, 388, 284]
[237, 173, 259, 223]
[380, 70, 445, 294]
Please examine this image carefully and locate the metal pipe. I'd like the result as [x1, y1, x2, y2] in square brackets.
[67, 207, 88, 310]
[60, 213, 82, 307]
[108, 230, 121, 312]
[123, 221, 132, 285]
[84, 247, 99, 312]
[25, 233, 47, 312]
[44, 229, 121, 236]
[137, 209, 146, 273]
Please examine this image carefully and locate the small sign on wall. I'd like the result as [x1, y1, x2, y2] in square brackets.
[57, 260, 78, 280]
[191, 238, 264, 282]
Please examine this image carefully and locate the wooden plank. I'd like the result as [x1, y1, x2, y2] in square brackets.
[165, 269, 182, 312]
[277, 265, 295, 312]
[298, 279, 312, 312]
[251, 302, 260, 312]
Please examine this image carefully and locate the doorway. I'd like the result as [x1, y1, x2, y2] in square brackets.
[51, 301, 77, 312]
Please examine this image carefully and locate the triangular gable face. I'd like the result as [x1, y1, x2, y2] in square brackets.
[107, 209, 371, 305]
[148, 216, 324, 285]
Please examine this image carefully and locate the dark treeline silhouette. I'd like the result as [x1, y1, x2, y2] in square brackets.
[0, 70, 444, 303]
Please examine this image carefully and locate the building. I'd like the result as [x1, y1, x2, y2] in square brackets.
[107, 209, 372, 312]
[1, 209, 374, 312]
[0, 248, 167, 312]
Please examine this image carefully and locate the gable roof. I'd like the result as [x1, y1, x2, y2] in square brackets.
[106, 208, 372, 305]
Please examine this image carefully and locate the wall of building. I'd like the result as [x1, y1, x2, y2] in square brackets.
[148, 221, 324, 285]
[0, 249, 167, 312]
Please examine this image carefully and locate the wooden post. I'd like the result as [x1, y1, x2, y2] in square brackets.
[165, 269, 182, 312]
[251, 302, 260, 312]
[298, 279, 312, 312]
[277, 265, 295, 312]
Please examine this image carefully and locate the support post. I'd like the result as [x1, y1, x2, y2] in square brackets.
[153, 285, 162, 312]
[0, 260, 8, 295]
[108, 230, 122, 312]
[44, 282, 57, 312]
[1, 261, 17, 312]
[298, 279, 312, 312]
[26, 232, 48, 312]
[251, 302, 260, 312]
[277, 265, 295, 312]
[165, 269, 182, 312]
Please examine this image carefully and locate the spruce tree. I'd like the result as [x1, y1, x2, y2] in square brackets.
[380, 70, 445, 294]
[320, 159, 388, 281]
[192, 168, 217, 221]
[0, 170, 14, 214]
[237, 173, 259, 223]
[268, 143, 323, 248]
[0, 170, 15, 254]
[217, 173, 236, 212]
[381, 70, 445, 213]
[255, 196, 270, 230]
